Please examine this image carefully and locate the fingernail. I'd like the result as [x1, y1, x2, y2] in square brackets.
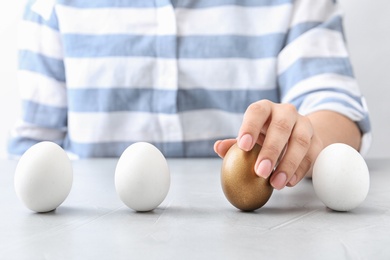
[288, 174, 297, 186]
[214, 140, 222, 157]
[238, 134, 253, 151]
[255, 159, 272, 179]
[214, 140, 221, 150]
[271, 172, 287, 190]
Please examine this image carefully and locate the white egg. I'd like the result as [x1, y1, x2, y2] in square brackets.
[14, 141, 73, 213]
[115, 142, 170, 212]
[312, 143, 369, 212]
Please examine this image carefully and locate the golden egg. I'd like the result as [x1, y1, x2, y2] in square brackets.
[221, 143, 273, 211]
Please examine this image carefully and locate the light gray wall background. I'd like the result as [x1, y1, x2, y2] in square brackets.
[0, 1, 26, 159]
[0, 1, 389, 159]
[339, 0, 390, 159]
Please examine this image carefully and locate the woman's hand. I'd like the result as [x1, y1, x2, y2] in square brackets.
[214, 99, 324, 190]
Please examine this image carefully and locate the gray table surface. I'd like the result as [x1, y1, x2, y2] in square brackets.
[1, 158, 389, 260]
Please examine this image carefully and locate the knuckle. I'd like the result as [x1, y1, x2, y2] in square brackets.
[293, 132, 312, 149]
[247, 100, 269, 115]
[301, 115, 311, 124]
[282, 103, 297, 114]
[263, 143, 282, 159]
[273, 118, 292, 133]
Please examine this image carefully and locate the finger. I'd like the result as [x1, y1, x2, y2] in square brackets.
[255, 103, 298, 179]
[255, 131, 267, 146]
[237, 100, 272, 151]
[214, 133, 266, 158]
[271, 116, 313, 189]
[214, 139, 236, 158]
[288, 134, 323, 182]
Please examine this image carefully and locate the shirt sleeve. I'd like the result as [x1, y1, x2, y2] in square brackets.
[8, 0, 68, 157]
[277, 0, 371, 155]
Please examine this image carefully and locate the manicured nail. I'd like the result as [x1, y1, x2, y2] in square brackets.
[255, 159, 272, 179]
[271, 172, 287, 190]
[238, 134, 253, 151]
[214, 140, 222, 157]
[288, 174, 297, 186]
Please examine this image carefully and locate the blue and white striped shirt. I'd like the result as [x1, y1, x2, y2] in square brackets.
[8, 0, 371, 158]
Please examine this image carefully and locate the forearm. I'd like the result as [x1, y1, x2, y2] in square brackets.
[303, 110, 361, 178]
[308, 110, 362, 153]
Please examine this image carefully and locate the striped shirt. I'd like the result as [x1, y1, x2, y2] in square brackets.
[8, 0, 371, 158]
